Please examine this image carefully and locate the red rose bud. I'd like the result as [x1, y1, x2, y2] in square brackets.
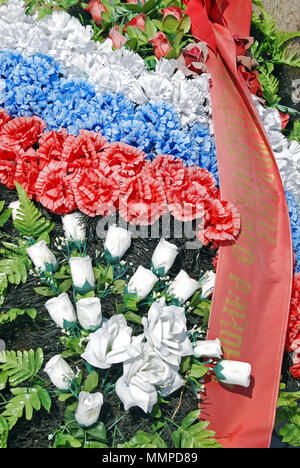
[161, 6, 183, 22]
[109, 26, 127, 49]
[149, 32, 172, 60]
[123, 13, 146, 33]
[84, 0, 107, 24]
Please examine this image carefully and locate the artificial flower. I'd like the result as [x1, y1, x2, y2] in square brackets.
[14, 148, 39, 198]
[76, 297, 102, 331]
[290, 362, 300, 380]
[151, 237, 178, 275]
[142, 297, 193, 366]
[62, 212, 86, 242]
[214, 359, 251, 388]
[119, 172, 167, 225]
[37, 129, 68, 169]
[0, 159, 17, 189]
[193, 338, 223, 359]
[44, 293, 77, 329]
[115, 340, 184, 413]
[123, 13, 146, 34]
[8, 199, 20, 221]
[197, 199, 241, 247]
[44, 354, 75, 390]
[71, 167, 119, 217]
[109, 26, 127, 49]
[99, 142, 146, 181]
[81, 315, 134, 369]
[61, 130, 109, 170]
[75, 391, 103, 427]
[26, 240, 58, 272]
[69, 256, 95, 293]
[168, 269, 200, 303]
[127, 265, 158, 299]
[84, 0, 107, 24]
[149, 32, 172, 60]
[199, 270, 216, 299]
[35, 161, 77, 215]
[0, 115, 46, 149]
[161, 6, 183, 22]
[103, 224, 132, 262]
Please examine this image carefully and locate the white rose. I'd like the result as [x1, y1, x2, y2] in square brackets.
[81, 315, 135, 369]
[199, 270, 216, 299]
[45, 292, 77, 328]
[193, 338, 222, 360]
[75, 391, 103, 427]
[151, 238, 178, 275]
[214, 360, 251, 388]
[62, 212, 86, 242]
[142, 297, 193, 366]
[76, 297, 102, 331]
[69, 256, 95, 292]
[115, 341, 184, 413]
[26, 240, 58, 272]
[128, 265, 158, 299]
[44, 354, 75, 390]
[104, 224, 132, 262]
[168, 269, 200, 303]
[8, 200, 21, 221]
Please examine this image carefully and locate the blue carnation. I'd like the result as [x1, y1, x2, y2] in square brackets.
[135, 101, 181, 140]
[285, 190, 300, 272]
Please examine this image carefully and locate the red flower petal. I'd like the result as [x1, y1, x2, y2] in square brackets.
[35, 161, 76, 215]
[15, 148, 39, 198]
[119, 172, 167, 226]
[0, 116, 46, 150]
[0, 109, 11, 131]
[100, 142, 146, 182]
[0, 160, 16, 189]
[71, 167, 119, 217]
[61, 129, 109, 171]
[37, 129, 68, 169]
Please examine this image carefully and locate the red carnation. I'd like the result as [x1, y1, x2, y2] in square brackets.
[161, 6, 183, 21]
[0, 109, 11, 131]
[71, 167, 119, 217]
[0, 136, 24, 162]
[35, 161, 76, 215]
[286, 273, 300, 352]
[187, 165, 219, 200]
[0, 160, 16, 189]
[143, 155, 188, 194]
[123, 13, 146, 33]
[84, 0, 107, 24]
[119, 172, 167, 225]
[15, 148, 39, 198]
[61, 130, 109, 171]
[149, 32, 172, 60]
[99, 142, 146, 182]
[0, 116, 46, 150]
[37, 129, 68, 169]
[196, 199, 241, 247]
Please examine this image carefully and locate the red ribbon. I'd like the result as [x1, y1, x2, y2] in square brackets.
[186, 0, 293, 448]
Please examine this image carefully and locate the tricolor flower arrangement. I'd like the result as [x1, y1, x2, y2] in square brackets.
[0, 0, 299, 449]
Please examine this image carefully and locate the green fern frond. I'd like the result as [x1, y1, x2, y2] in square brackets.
[271, 49, 300, 68]
[258, 72, 280, 107]
[13, 182, 54, 239]
[289, 120, 300, 144]
[0, 256, 29, 285]
[252, 9, 276, 39]
[0, 348, 44, 388]
[274, 30, 300, 50]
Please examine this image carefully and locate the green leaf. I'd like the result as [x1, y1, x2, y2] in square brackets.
[0, 415, 9, 448]
[123, 310, 142, 324]
[0, 308, 37, 324]
[125, 38, 139, 51]
[162, 14, 179, 34]
[189, 360, 209, 379]
[0, 208, 12, 228]
[178, 14, 191, 34]
[118, 430, 167, 448]
[172, 410, 222, 448]
[0, 256, 29, 285]
[34, 286, 57, 297]
[13, 182, 54, 239]
[59, 278, 73, 294]
[279, 423, 300, 447]
[0, 348, 44, 387]
[53, 433, 82, 448]
[82, 371, 99, 393]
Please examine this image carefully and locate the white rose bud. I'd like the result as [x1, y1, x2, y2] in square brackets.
[76, 297, 102, 331]
[75, 391, 103, 427]
[69, 256, 95, 293]
[104, 224, 132, 262]
[168, 269, 200, 303]
[62, 212, 86, 241]
[44, 354, 75, 390]
[26, 240, 58, 272]
[151, 238, 178, 275]
[214, 359, 251, 388]
[193, 338, 223, 360]
[200, 270, 216, 299]
[128, 265, 158, 299]
[45, 293, 77, 328]
[8, 200, 21, 221]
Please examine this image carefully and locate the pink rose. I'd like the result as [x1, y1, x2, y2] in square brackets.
[109, 26, 127, 49]
[161, 6, 183, 22]
[84, 0, 107, 24]
[123, 13, 146, 33]
[149, 32, 172, 60]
